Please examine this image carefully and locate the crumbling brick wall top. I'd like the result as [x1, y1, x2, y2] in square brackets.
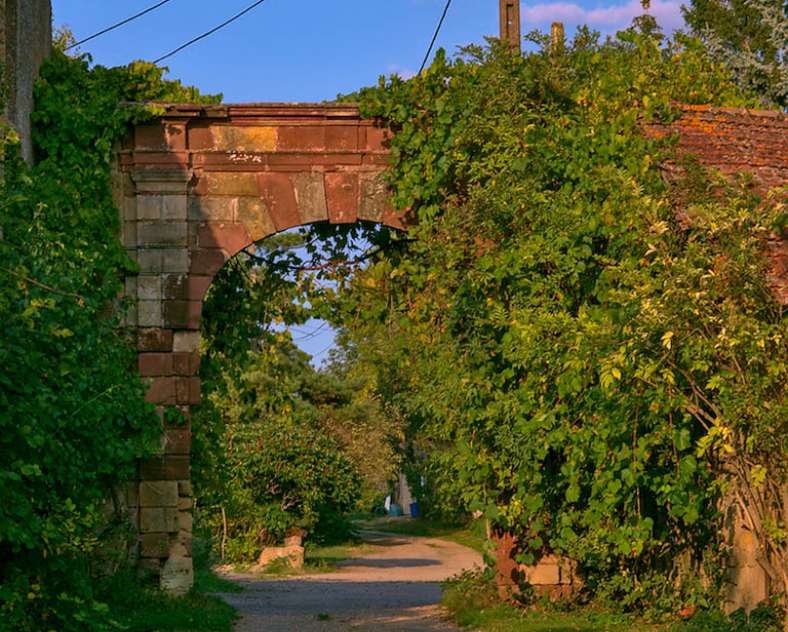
[645, 105, 788, 191]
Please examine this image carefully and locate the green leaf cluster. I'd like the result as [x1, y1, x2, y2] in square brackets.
[0, 51, 218, 630]
[193, 249, 401, 561]
[332, 24, 786, 614]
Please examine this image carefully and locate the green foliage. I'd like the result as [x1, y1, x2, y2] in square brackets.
[0, 50, 218, 630]
[442, 569, 783, 631]
[683, 0, 787, 107]
[95, 568, 238, 632]
[331, 23, 787, 616]
[194, 251, 366, 560]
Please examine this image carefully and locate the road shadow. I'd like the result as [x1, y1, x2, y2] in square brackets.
[218, 579, 455, 631]
[337, 557, 441, 568]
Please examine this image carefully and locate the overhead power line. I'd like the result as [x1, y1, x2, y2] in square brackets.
[418, 0, 454, 74]
[153, 0, 268, 65]
[66, 0, 176, 50]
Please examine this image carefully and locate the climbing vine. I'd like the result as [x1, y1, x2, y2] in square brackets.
[0, 49, 218, 630]
[331, 23, 787, 619]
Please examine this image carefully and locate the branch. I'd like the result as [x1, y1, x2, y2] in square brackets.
[1, 266, 86, 303]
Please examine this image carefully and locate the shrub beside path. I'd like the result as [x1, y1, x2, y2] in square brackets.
[216, 529, 483, 631]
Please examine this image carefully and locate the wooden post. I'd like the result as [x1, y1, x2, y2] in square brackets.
[499, 0, 521, 53]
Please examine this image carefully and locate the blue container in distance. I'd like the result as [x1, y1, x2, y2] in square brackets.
[409, 501, 419, 518]
[388, 503, 403, 517]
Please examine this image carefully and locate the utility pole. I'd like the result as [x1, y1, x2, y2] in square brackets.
[499, 0, 521, 53]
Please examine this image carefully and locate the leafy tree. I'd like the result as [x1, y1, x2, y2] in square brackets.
[193, 240, 401, 561]
[683, 0, 787, 106]
[329, 24, 786, 618]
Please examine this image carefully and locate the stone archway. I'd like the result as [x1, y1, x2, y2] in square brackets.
[116, 102, 787, 593]
[115, 103, 400, 591]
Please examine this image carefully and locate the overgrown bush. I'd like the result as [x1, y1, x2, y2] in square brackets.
[331, 21, 786, 617]
[194, 253, 369, 561]
[0, 49, 218, 630]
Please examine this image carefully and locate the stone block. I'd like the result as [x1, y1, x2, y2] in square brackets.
[359, 173, 392, 222]
[137, 275, 162, 301]
[162, 195, 188, 220]
[138, 222, 188, 248]
[123, 221, 137, 248]
[326, 126, 359, 151]
[178, 481, 193, 497]
[139, 507, 178, 533]
[137, 195, 162, 220]
[140, 456, 190, 481]
[177, 530, 193, 558]
[178, 497, 193, 511]
[137, 250, 162, 273]
[139, 481, 179, 508]
[173, 331, 200, 352]
[522, 558, 561, 586]
[138, 328, 174, 352]
[365, 125, 390, 151]
[135, 124, 168, 151]
[175, 377, 201, 405]
[292, 172, 328, 224]
[160, 554, 193, 596]
[278, 126, 324, 151]
[144, 377, 176, 405]
[256, 545, 304, 570]
[139, 352, 174, 377]
[123, 197, 137, 221]
[256, 172, 300, 231]
[189, 248, 227, 275]
[172, 351, 200, 376]
[197, 173, 259, 196]
[161, 249, 190, 273]
[188, 196, 237, 221]
[163, 300, 201, 329]
[212, 125, 277, 152]
[237, 197, 276, 242]
[188, 124, 214, 150]
[325, 172, 359, 223]
[140, 533, 170, 558]
[197, 223, 251, 255]
[178, 510, 193, 533]
[138, 300, 162, 327]
[133, 170, 191, 195]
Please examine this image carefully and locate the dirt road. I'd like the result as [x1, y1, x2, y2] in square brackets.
[217, 530, 483, 631]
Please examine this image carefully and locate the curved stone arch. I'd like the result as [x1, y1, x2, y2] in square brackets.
[117, 103, 401, 592]
[116, 102, 788, 593]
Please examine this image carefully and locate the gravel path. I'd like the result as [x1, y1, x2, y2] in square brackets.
[216, 530, 483, 631]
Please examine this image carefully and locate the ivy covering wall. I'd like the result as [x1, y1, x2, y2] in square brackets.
[324, 23, 788, 618]
[0, 49, 218, 631]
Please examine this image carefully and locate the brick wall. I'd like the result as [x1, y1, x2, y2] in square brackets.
[646, 105, 788, 305]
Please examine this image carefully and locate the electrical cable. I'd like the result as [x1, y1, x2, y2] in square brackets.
[66, 0, 176, 50]
[418, 0, 453, 74]
[153, 0, 268, 65]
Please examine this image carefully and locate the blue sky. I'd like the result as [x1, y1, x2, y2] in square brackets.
[52, 0, 686, 363]
[53, 0, 686, 103]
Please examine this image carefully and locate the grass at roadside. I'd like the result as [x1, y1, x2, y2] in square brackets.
[359, 516, 488, 553]
[442, 571, 784, 632]
[442, 578, 653, 632]
[99, 539, 240, 631]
